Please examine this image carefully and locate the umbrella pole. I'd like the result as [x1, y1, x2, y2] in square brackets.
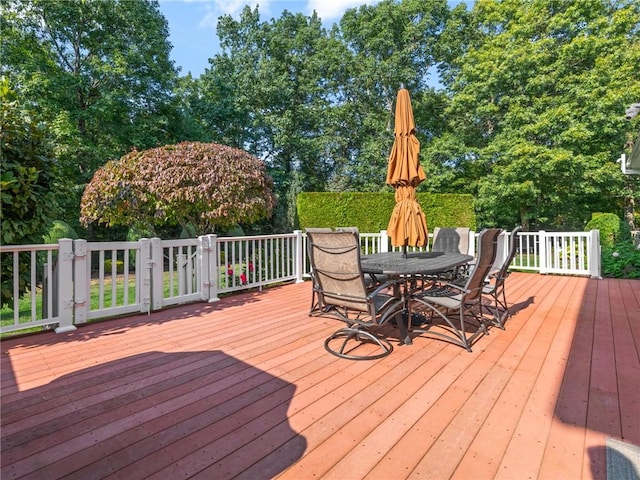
[402, 243, 407, 259]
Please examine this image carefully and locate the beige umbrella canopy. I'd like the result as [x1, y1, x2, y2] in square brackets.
[386, 87, 429, 251]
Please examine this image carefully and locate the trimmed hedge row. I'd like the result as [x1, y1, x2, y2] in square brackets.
[296, 192, 476, 232]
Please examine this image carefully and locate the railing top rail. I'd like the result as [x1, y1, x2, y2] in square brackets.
[0, 244, 60, 253]
[216, 233, 297, 241]
[85, 240, 143, 249]
[157, 238, 199, 247]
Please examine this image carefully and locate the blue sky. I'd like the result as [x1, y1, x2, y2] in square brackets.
[158, 0, 467, 77]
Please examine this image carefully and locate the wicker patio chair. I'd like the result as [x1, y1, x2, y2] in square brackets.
[306, 230, 405, 360]
[483, 226, 523, 329]
[410, 228, 501, 352]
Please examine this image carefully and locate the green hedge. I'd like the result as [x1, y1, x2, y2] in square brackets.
[584, 213, 620, 250]
[296, 192, 476, 232]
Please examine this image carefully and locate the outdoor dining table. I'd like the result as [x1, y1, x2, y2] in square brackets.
[360, 251, 473, 345]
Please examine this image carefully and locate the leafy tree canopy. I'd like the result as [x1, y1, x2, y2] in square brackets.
[0, 78, 61, 245]
[80, 142, 276, 235]
[441, 0, 640, 230]
[1, 0, 179, 232]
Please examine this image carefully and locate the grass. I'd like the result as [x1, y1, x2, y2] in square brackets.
[1, 274, 164, 337]
[1, 263, 252, 337]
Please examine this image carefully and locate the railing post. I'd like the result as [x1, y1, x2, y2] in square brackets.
[294, 230, 305, 283]
[380, 230, 389, 253]
[177, 252, 186, 295]
[71, 239, 89, 326]
[538, 230, 548, 274]
[468, 230, 476, 257]
[207, 234, 219, 302]
[198, 235, 210, 301]
[139, 238, 152, 313]
[589, 229, 602, 279]
[55, 238, 77, 333]
[150, 238, 163, 311]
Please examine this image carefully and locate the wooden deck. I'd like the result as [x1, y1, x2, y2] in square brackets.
[1, 272, 639, 479]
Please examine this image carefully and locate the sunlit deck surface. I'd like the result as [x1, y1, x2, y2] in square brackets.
[2, 272, 639, 479]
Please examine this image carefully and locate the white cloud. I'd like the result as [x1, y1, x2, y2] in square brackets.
[215, 0, 273, 17]
[191, 0, 275, 30]
[305, 0, 380, 21]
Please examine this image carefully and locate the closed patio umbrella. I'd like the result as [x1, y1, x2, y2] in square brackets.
[386, 87, 428, 254]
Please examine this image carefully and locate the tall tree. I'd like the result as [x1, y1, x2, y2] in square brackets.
[332, 0, 449, 192]
[439, 0, 640, 230]
[196, 1, 450, 231]
[0, 79, 61, 306]
[1, 0, 179, 233]
[198, 7, 337, 230]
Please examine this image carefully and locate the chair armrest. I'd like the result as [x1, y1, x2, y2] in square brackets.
[368, 279, 403, 298]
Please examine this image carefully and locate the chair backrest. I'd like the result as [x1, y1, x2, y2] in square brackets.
[336, 226, 360, 238]
[496, 226, 523, 279]
[462, 228, 501, 302]
[306, 231, 369, 312]
[432, 227, 471, 254]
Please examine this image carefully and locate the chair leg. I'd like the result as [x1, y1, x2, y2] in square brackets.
[489, 289, 509, 329]
[324, 327, 393, 360]
[411, 299, 477, 352]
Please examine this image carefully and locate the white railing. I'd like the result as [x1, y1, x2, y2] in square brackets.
[1, 229, 602, 336]
[506, 230, 600, 277]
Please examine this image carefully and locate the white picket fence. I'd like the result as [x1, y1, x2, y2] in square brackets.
[0, 229, 601, 336]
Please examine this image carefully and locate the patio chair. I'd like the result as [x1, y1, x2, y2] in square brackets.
[426, 227, 472, 282]
[483, 226, 523, 329]
[431, 227, 471, 254]
[306, 228, 335, 314]
[410, 228, 501, 352]
[337, 226, 384, 288]
[306, 230, 406, 360]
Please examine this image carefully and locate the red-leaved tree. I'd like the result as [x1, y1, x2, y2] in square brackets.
[80, 142, 275, 234]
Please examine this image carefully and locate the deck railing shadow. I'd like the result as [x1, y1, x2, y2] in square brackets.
[1, 350, 306, 478]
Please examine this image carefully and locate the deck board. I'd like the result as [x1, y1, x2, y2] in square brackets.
[1, 273, 639, 480]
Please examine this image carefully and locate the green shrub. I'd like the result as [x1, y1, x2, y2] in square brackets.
[587, 213, 640, 278]
[43, 220, 78, 244]
[296, 192, 476, 232]
[103, 259, 125, 274]
[585, 213, 620, 250]
[602, 241, 640, 278]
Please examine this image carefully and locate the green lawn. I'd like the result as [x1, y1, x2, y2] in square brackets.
[1, 263, 251, 336]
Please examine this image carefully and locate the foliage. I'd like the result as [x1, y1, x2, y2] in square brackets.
[297, 192, 476, 232]
[585, 213, 621, 250]
[2, 0, 639, 240]
[80, 142, 276, 235]
[586, 213, 640, 278]
[440, 0, 640, 230]
[601, 240, 640, 278]
[42, 220, 78, 244]
[1, 78, 62, 307]
[1, 0, 179, 233]
[194, 1, 450, 231]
